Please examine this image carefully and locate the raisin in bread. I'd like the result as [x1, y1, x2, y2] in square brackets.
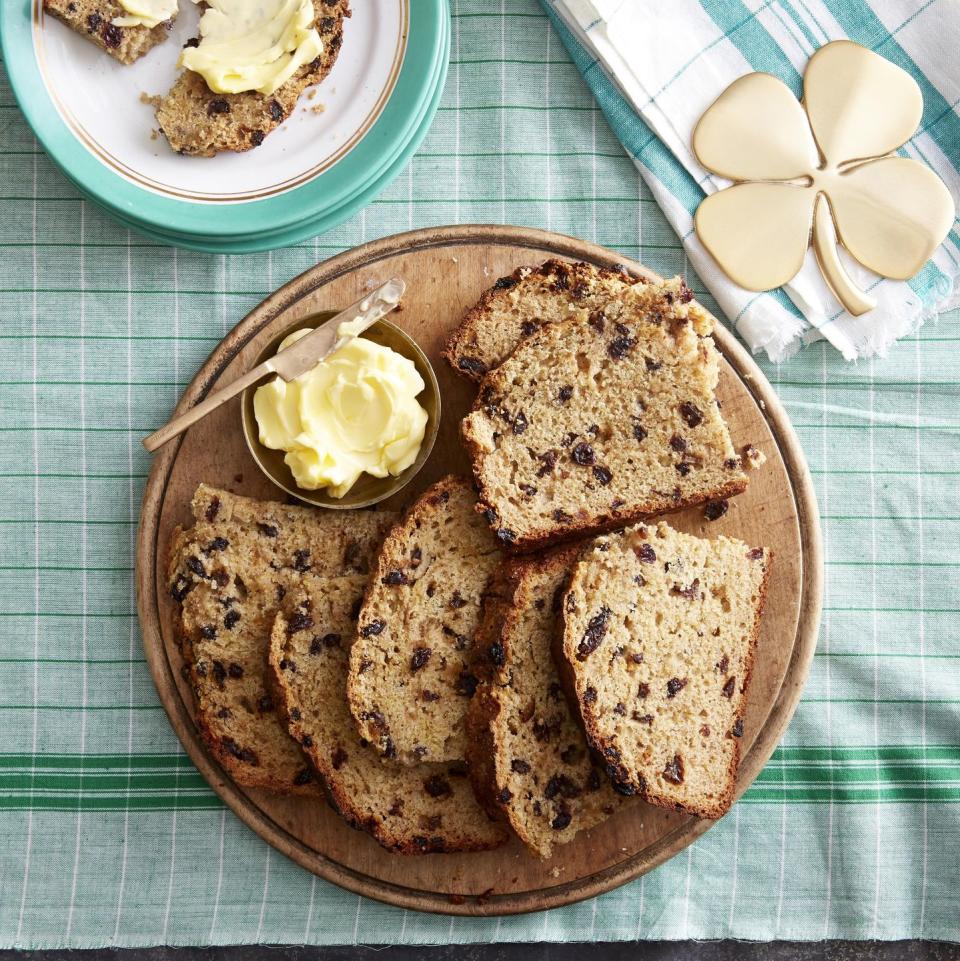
[461, 282, 748, 553]
[559, 522, 770, 819]
[466, 547, 627, 858]
[269, 579, 508, 853]
[168, 483, 394, 793]
[443, 259, 643, 381]
[348, 476, 502, 765]
[156, 0, 348, 157]
[43, 0, 174, 64]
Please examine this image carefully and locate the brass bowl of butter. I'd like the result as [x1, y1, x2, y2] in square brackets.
[241, 313, 440, 509]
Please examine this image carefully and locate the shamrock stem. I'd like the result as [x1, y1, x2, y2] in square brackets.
[812, 193, 877, 317]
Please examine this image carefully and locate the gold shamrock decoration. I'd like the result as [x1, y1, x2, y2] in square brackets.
[692, 40, 955, 316]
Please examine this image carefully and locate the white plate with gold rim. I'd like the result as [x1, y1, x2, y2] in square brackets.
[1, 0, 449, 248]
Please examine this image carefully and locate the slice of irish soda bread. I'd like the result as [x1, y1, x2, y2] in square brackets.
[461, 282, 748, 553]
[443, 259, 643, 381]
[269, 578, 508, 853]
[168, 484, 394, 793]
[156, 0, 348, 156]
[43, 0, 175, 64]
[348, 476, 502, 765]
[559, 522, 770, 819]
[466, 547, 627, 858]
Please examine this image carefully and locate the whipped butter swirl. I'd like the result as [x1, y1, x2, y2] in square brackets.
[113, 0, 177, 28]
[254, 325, 429, 498]
[179, 0, 324, 96]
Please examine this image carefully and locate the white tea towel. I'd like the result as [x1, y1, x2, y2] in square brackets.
[544, 0, 960, 361]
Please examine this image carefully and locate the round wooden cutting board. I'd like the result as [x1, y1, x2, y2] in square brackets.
[137, 225, 822, 916]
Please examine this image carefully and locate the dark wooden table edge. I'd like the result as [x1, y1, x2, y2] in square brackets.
[2, 940, 958, 960]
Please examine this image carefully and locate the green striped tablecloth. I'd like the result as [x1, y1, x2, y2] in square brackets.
[1, 0, 958, 949]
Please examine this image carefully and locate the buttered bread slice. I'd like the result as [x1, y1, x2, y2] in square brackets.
[43, 0, 175, 64]
[269, 578, 508, 854]
[559, 522, 770, 819]
[348, 476, 502, 765]
[156, 0, 349, 157]
[466, 547, 627, 858]
[168, 484, 394, 793]
[462, 283, 748, 553]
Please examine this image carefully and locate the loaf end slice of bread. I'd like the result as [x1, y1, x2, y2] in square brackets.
[167, 484, 394, 793]
[466, 546, 628, 858]
[156, 0, 348, 157]
[43, 0, 174, 64]
[461, 282, 747, 553]
[269, 578, 508, 853]
[348, 476, 502, 765]
[559, 522, 771, 819]
[443, 259, 645, 382]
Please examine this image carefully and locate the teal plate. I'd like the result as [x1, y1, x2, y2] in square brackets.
[102, 23, 449, 254]
[1, 0, 448, 247]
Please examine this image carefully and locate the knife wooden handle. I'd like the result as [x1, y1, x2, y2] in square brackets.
[142, 363, 272, 453]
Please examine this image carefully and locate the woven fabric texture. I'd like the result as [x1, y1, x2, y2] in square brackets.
[0, 0, 958, 948]
[544, 0, 960, 361]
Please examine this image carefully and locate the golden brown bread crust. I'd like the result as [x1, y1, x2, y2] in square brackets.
[466, 546, 628, 858]
[264, 601, 371, 830]
[460, 285, 749, 554]
[443, 259, 644, 382]
[348, 475, 503, 764]
[169, 520, 320, 796]
[559, 523, 772, 820]
[586, 564, 770, 820]
[167, 483, 394, 794]
[464, 456, 748, 557]
[267, 578, 508, 854]
[43, 0, 173, 64]
[462, 562, 518, 822]
[156, 0, 349, 157]
[462, 685, 502, 822]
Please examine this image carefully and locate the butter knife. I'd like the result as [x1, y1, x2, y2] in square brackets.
[142, 277, 406, 453]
